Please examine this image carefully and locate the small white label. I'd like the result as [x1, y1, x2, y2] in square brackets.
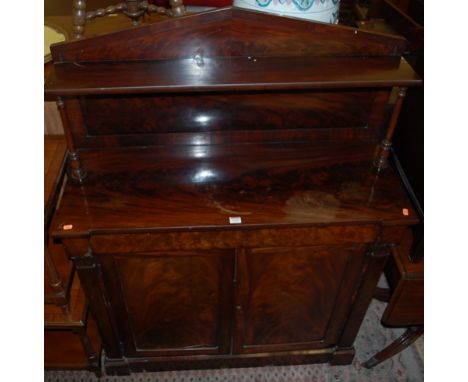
[229, 216, 242, 224]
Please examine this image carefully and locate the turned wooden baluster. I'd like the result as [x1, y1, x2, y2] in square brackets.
[124, 0, 145, 25]
[73, 0, 186, 39]
[373, 86, 408, 172]
[56, 98, 87, 183]
[168, 0, 185, 17]
[72, 0, 87, 39]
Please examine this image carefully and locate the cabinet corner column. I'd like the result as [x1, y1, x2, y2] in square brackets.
[64, 239, 124, 364]
[333, 245, 390, 356]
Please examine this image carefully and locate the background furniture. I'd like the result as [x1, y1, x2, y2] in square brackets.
[44, 136, 71, 307]
[72, 0, 186, 38]
[44, 136, 103, 374]
[45, 7, 421, 375]
[44, 275, 102, 375]
[45, 0, 172, 44]
[364, 246, 423, 368]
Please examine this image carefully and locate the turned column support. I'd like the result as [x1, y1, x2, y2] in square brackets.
[373, 87, 407, 172]
[65, 239, 125, 365]
[56, 98, 87, 183]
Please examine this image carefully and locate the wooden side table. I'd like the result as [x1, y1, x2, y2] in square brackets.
[44, 136, 102, 374]
[44, 136, 71, 306]
[45, 277, 102, 375]
[363, 246, 423, 368]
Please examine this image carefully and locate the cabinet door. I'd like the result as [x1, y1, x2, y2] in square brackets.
[99, 249, 234, 357]
[234, 245, 368, 354]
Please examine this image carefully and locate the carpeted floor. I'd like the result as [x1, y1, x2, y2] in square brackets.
[44, 299, 423, 381]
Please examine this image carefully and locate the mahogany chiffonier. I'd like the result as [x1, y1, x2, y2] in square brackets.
[45, 7, 421, 375]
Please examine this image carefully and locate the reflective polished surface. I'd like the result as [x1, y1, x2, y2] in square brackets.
[45, 7, 421, 374]
[51, 143, 417, 237]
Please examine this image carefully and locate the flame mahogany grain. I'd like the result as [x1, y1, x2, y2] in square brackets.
[45, 7, 421, 375]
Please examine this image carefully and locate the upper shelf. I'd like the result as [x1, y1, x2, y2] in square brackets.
[45, 7, 421, 96]
[45, 56, 420, 96]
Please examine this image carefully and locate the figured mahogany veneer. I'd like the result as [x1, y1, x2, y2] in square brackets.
[49, 147, 416, 374]
[46, 7, 421, 375]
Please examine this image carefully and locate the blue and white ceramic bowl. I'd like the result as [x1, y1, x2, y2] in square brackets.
[234, 0, 340, 24]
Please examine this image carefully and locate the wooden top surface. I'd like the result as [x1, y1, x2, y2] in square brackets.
[51, 143, 418, 239]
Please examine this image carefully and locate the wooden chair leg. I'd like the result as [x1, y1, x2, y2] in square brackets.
[363, 326, 423, 368]
[373, 286, 391, 302]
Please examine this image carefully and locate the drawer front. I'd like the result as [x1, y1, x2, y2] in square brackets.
[90, 224, 381, 252]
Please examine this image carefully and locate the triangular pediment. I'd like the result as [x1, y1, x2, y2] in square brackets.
[51, 7, 406, 64]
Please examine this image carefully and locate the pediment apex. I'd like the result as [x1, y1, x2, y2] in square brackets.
[51, 7, 406, 64]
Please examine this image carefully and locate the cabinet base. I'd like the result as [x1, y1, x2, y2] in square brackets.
[330, 346, 355, 365]
[105, 347, 354, 375]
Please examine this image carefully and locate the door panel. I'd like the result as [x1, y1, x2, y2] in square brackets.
[100, 250, 234, 357]
[235, 245, 368, 353]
